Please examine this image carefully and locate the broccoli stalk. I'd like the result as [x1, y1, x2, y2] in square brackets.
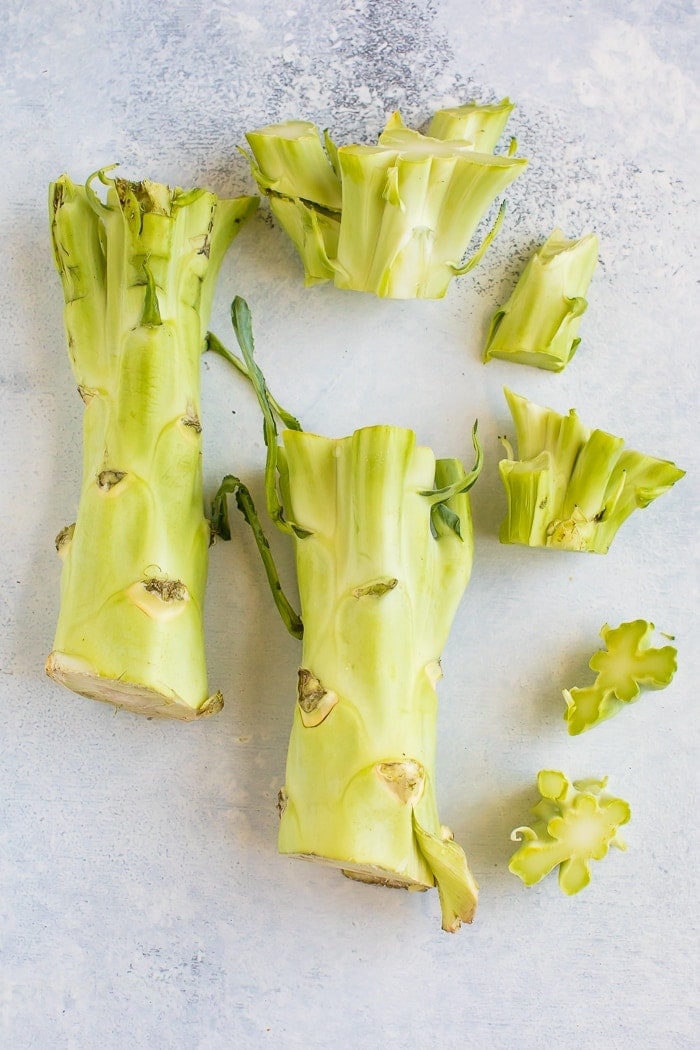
[498, 388, 684, 552]
[244, 121, 341, 286]
[212, 298, 483, 931]
[46, 169, 257, 719]
[483, 228, 599, 371]
[243, 104, 527, 298]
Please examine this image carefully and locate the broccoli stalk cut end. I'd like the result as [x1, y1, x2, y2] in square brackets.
[564, 619, 678, 734]
[509, 770, 631, 894]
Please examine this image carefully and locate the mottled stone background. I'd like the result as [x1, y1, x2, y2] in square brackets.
[1, 2, 697, 1047]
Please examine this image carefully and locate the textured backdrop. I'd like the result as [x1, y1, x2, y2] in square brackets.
[1, 2, 698, 1047]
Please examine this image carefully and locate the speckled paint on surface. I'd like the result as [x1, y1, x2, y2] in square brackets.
[1, 2, 698, 1047]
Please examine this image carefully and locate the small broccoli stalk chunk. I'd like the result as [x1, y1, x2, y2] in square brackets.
[498, 388, 684, 553]
[243, 107, 527, 299]
[243, 121, 341, 286]
[483, 229, 599, 372]
[564, 620, 678, 735]
[212, 297, 483, 931]
[509, 770, 631, 894]
[46, 169, 257, 719]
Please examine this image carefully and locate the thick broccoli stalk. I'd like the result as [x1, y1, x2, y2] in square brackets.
[498, 388, 684, 553]
[46, 170, 257, 719]
[213, 298, 482, 931]
[509, 771, 631, 894]
[564, 620, 678, 735]
[483, 229, 599, 371]
[243, 104, 527, 298]
[277, 429, 480, 930]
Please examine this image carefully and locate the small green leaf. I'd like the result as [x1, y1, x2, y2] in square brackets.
[140, 261, 162, 327]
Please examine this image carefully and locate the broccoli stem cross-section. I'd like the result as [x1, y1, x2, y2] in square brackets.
[509, 770, 631, 894]
[564, 620, 678, 734]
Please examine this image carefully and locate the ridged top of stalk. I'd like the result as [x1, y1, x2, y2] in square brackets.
[426, 97, 515, 151]
[243, 103, 527, 297]
[49, 168, 258, 367]
[351, 124, 526, 170]
[499, 388, 685, 552]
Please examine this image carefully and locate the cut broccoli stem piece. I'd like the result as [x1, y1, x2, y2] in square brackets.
[242, 122, 341, 286]
[509, 771, 631, 894]
[46, 169, 257, 719]
[214, 297, 482, 931]
[483, 228, 599, 371]
[564, 619, 678, 735]
[244, 109, 527, 298]
[426, 97, 515, 152]
[498, 388, 685, 553]
[334, 131, 526, 298]
[245, 121, 343, 209]
[278, 425, 481, 930]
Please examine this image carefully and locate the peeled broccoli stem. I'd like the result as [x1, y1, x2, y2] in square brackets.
[214, 298, 482, 930]
[46, 170, 257, 719]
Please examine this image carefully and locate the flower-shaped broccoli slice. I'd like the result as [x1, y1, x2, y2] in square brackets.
[564, 620, 678, 735]
[509, 771, 630, 894]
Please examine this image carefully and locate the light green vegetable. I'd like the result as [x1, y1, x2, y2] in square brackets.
[46, 168, 257, 719]
[498, 388, 684, 552]
[483, 228, 599, 371]
[244, 121, 341, 285]
[564, 620, 678, 735]
[509, 770, 631, 894]
[212, 298, 483, 931]
[427, 97, 515, 151]
[243, 103, 527, 298]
